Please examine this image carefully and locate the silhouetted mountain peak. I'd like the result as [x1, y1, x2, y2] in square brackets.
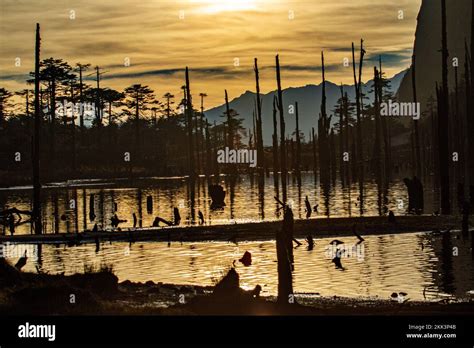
[205, 71, 407, 145]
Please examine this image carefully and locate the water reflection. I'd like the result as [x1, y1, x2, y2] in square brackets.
[5, 231, 472, 301]
[0, 172, 437, 235]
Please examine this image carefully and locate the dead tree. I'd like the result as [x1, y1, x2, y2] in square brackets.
[254, 58, 265, 176]
[194, 106, 201, 175]
[198, 93, 208, 175]
[372, 67, 382, 184]
[470, 1, 474, 189]
[312, 127, 317, 179]
[290, 138, 295, 172]
[343, 92, 351, 184]
[185, 67, 195, 180]
[276, 55, 287, 203]
[225, 90, 232, 148]
[338, 84, 345, 185]
[213, 120, 220, 179]
[272, 96, 279, 186]
[379, 58, 391, 180]
[295, 101, 302, 187]
[318, 51, 331, 185]
[275, 196, 294, 304]
[33, 23, 42, 235]
[453, 61, 460, 189]
[351, 130, 358, 183]
[411, 55, 422, 178]
[464, 42, 472, 205]
[438, 0, 451, 214]
[352, 40, 365, 194]
[205, 120, 211, 177]
[329, 127, 337, 184]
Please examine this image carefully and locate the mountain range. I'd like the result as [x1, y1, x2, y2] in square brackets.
[204, 70, 407, 145]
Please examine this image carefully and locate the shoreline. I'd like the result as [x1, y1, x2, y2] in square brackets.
[2, 273, 473, 316]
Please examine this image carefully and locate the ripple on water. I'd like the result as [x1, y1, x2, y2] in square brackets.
[9, 231, 474, 302]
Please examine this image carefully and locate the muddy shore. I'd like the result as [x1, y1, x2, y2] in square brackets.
[1, 259, 472, 316]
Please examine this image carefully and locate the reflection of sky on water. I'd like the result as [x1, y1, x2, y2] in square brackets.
[0, 173, 438, 235]
[6, 231, 473, 302]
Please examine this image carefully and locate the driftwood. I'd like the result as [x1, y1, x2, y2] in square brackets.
[152, 216, 174, 227]
[0, 208, 33, 235]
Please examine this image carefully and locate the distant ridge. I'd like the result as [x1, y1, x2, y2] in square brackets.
[204, 70, 407, 145]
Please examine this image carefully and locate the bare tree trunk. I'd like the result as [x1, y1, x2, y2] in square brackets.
[213, 121, 219, 180]
[453, 64, 460, 195]
[205, 121, 211, 177]
[343, 92, 351, 184]
[379, 60, 390, 181]
[134, 90, 140, 166]
[438, 0, 451, 214]
[295, 101, 302, 187]
[372, 67, 382, 184]
[49, 78, 56, 174]
[411, 55, 421, 178]
[185, 67, 195, 179]
[33, 23, 42, 235]
[470, 1, 474, 190]
[78, 67, 84, 129]
[339, 85, 345, 186]
[318, 51, 330, 185]
[69, 83, 76, 173]
[254, 58, 265, 176]
[275, 55, 287, 203]
[195, 112, 200, 175]
[225, 90, 236, 175]
[312, 127, 317, 179]
[330, 128, 337, 184]
[276, 199, 294, 304]
[225, 90, 232, 148]
[200, 94, 207, 176]
[272, 96, 279, 187]
[464, 42, 471, 204]
[352, 40, 365, 206]
[431, 96, 440, 188]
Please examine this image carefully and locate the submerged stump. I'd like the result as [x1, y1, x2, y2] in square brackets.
[209, 184, 226, 209]
[276, 200, 294, 304]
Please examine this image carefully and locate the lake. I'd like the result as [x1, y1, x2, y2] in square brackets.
[1, 172, 471, 302]
[0, 172, 440, 235]
[3, 230, 473, 301]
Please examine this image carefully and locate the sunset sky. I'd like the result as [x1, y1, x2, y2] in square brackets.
[0, 0, 421, 108]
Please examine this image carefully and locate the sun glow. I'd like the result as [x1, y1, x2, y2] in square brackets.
[192, 0, 258, 14]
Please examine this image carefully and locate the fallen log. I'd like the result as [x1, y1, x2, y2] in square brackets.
[0, 215, 465, 245]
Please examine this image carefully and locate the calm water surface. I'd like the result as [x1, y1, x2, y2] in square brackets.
[3, 230, 473, 301]
[0, 172, 439, 235]
[2, 172, 471, 302]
